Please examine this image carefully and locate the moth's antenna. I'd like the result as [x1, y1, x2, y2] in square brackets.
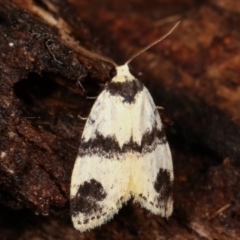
[91, 53, 118, 68]
[125, 21, 180, 65]
[80, 48, 118, 68]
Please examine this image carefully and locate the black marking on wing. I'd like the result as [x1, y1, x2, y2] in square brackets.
[154, 168, 173, 204]
[79, 125, 167, 158]
[88, 117, 95, 125]
[71, 179, 107, 217]
[116, 196, 124, 205]
[106, 79, 143, 103]
[139, 194, 147, 201]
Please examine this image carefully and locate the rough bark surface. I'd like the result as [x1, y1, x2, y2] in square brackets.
[0, 0, 240, 239]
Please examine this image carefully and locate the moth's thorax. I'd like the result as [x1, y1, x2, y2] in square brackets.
[112, 64, 134, 83]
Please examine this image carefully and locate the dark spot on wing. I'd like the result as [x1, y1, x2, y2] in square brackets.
[141, 124, 167, 148]
[139, 194, 147, 201]
[87, 117, 95, 125]
[154, 168, 172, 203]
[83, 219, 89, 224]
[106, 79, 143, 104]
[71, 179, 107, 217]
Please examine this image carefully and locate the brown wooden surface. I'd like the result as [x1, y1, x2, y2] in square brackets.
[0, 0, 240, 239]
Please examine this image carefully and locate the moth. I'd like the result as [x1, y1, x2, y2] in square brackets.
[70, 22, 179, 232]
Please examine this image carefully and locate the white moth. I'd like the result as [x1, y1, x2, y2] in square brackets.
[70, 22, 180, 232]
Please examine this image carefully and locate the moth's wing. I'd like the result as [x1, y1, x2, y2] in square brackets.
[70, 90, 132, 232]
[130, 87, 173, 217]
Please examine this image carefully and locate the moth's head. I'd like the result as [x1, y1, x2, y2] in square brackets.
[116, 64, 130, 76]
[110, 64, 134, 83]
